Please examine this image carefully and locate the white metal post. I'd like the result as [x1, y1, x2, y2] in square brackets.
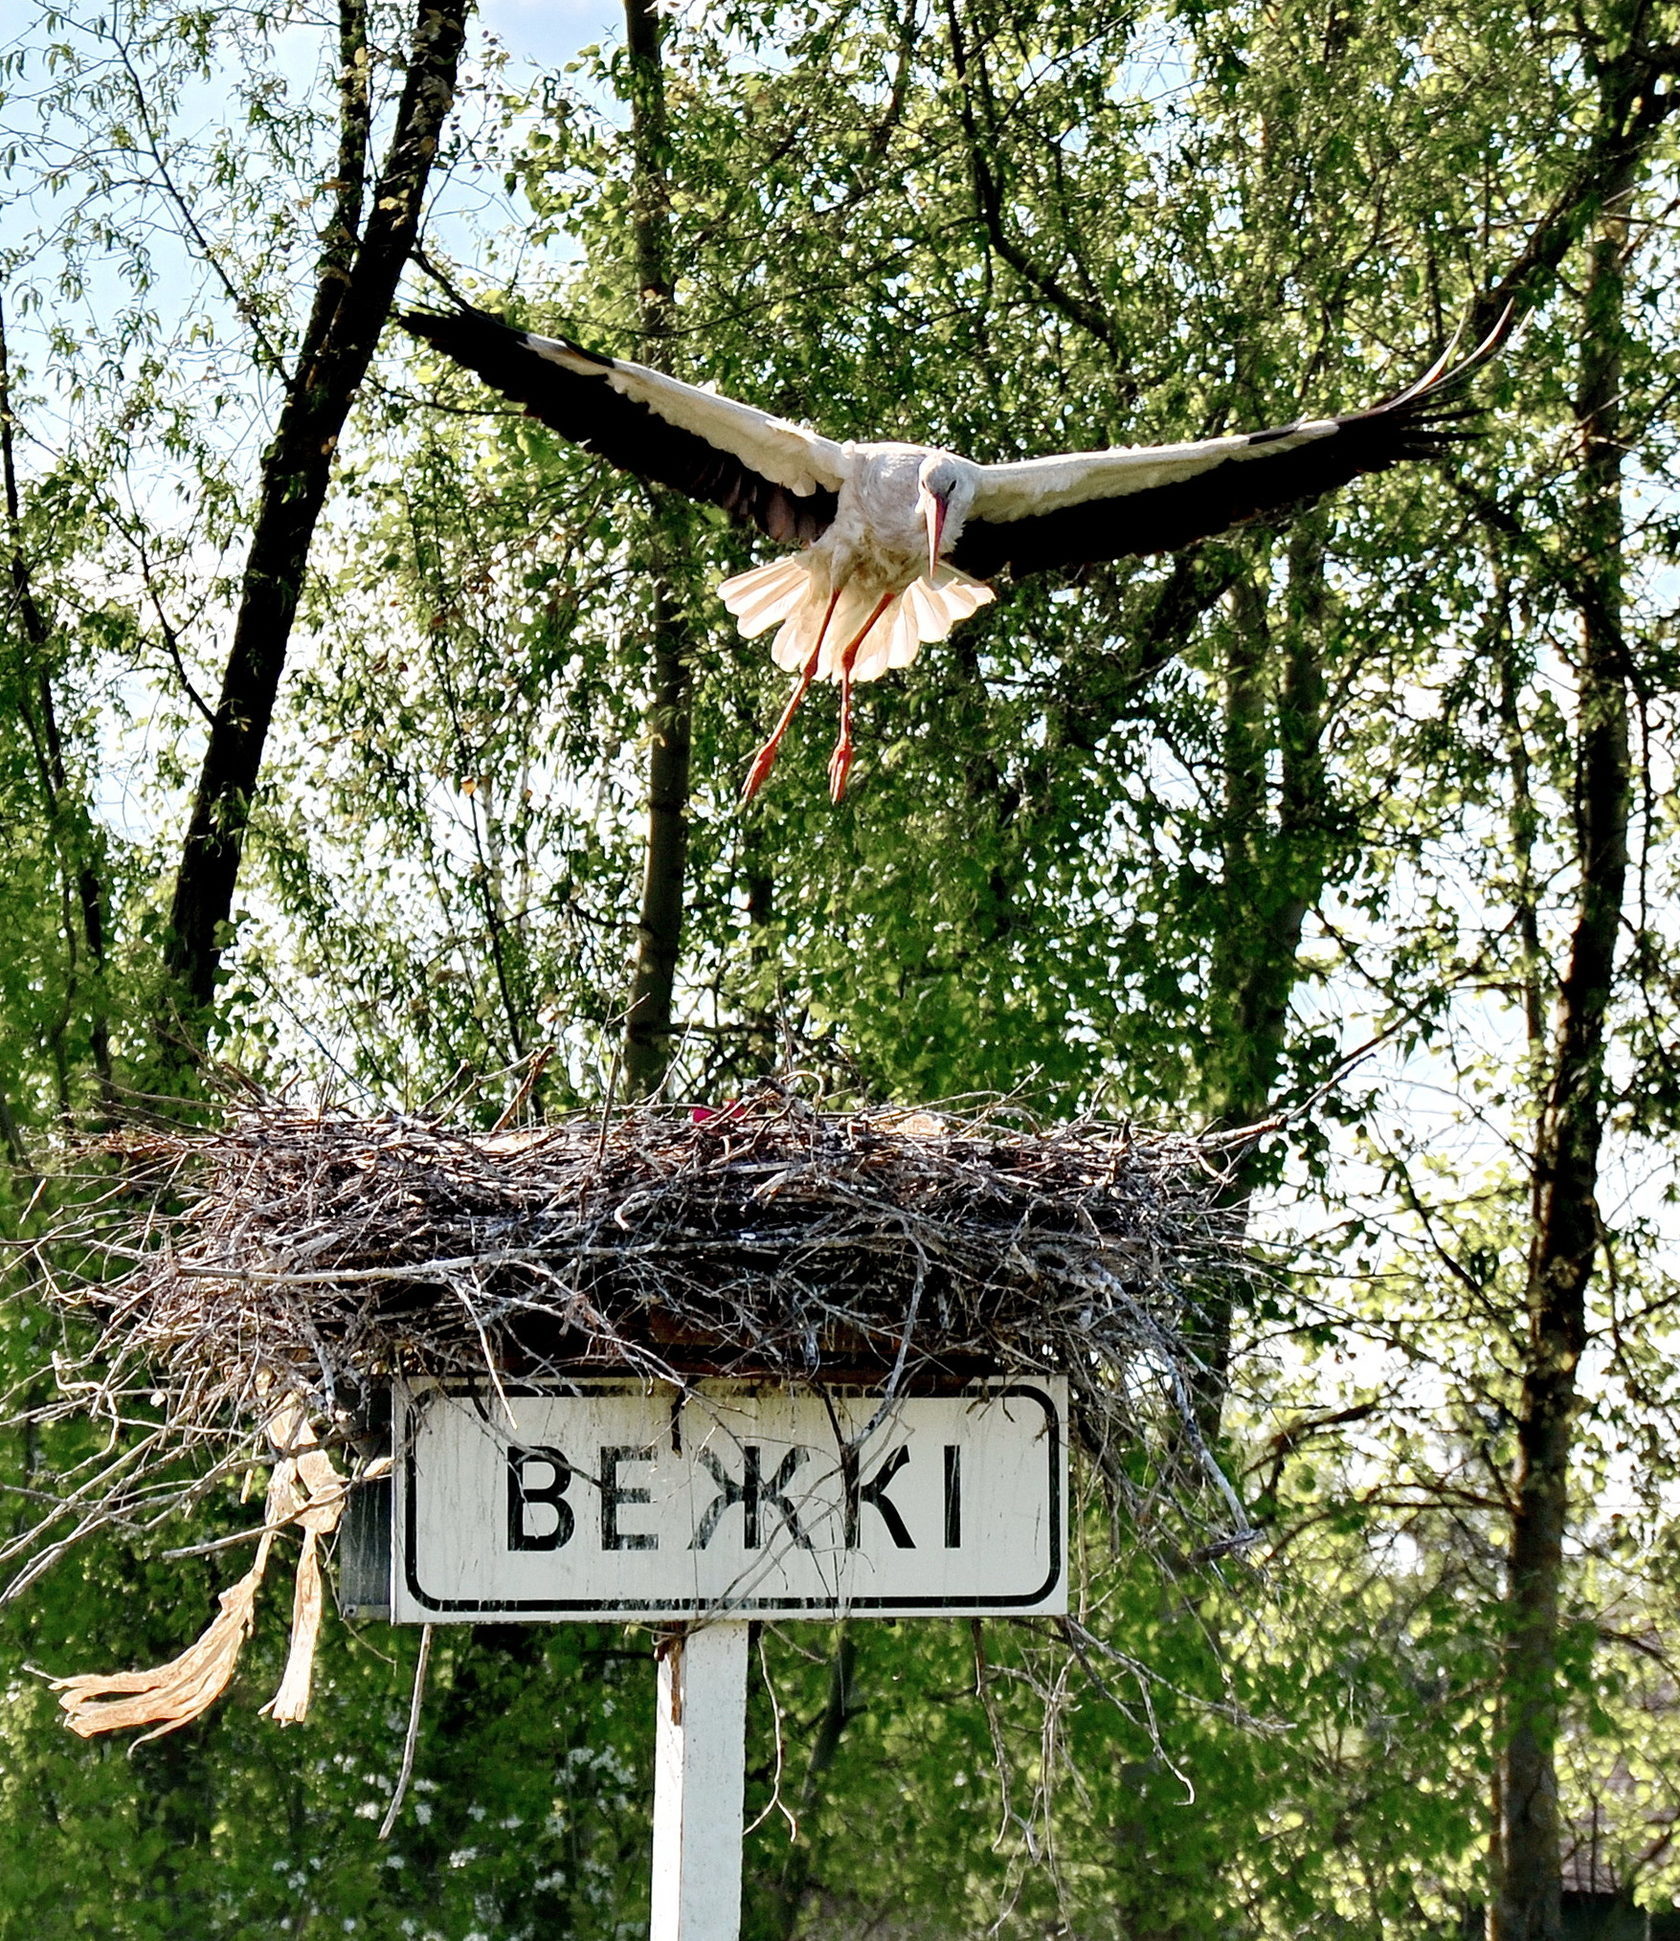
[650, 1619, 750, 1941]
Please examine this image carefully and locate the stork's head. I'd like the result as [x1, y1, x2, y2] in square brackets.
[916, 453, 974, 582]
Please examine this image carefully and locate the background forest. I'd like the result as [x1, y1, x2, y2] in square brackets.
[3, 0, 1680, 1935]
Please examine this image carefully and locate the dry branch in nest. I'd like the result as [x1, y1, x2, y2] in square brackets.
[16, 1085, 1262, 1736]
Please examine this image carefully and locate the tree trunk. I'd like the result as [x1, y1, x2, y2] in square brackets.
[160, 0, 470, 1055]
[1491, 97, 1635, 1941]
[0, 300, 115, 1109]
[620, 0, 696, 1101]
[1192, 526, 1330, 1431]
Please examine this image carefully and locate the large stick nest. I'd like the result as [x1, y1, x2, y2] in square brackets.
[29, 1088, 1261, 1566]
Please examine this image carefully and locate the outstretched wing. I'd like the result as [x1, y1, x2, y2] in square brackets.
[951, 333, 1499, 581]
[403, 306, 845, 546]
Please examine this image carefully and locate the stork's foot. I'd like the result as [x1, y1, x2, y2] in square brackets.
[827, 736, 855, 802]
[741, 734, 786, 803]
[742, 680, 811, 801]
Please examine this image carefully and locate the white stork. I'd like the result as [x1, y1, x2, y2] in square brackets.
[404, 305, 1496, 801]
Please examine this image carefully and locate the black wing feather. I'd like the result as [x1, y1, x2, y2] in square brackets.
[950, 356, 1489, 582]
[402, 306, 839, 547]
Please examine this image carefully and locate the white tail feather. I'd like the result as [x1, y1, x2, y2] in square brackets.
[718, 555, 817, 639]
[727, 558, 994, 684]
[768, 587, 833, 672]
[851, 621, 894, 684]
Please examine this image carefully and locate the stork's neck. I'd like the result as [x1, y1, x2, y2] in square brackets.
[824, 444, 971, 587]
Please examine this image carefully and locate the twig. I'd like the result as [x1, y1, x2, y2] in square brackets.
[378, 1625, 434, 1839]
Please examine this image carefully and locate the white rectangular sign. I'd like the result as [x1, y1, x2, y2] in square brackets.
[393, 1379, 1067, 1622]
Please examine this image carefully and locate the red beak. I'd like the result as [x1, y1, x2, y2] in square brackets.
[925, 491, 947, 582]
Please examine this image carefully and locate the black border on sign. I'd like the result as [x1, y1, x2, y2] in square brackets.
[398, 1381, 1064, 1618]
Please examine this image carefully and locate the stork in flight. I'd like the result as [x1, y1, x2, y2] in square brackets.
[404, 304, 1496, 801]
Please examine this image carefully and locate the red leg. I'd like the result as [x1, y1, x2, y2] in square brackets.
[740, 589, 842, 802]
[827, 591, 895, 803]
